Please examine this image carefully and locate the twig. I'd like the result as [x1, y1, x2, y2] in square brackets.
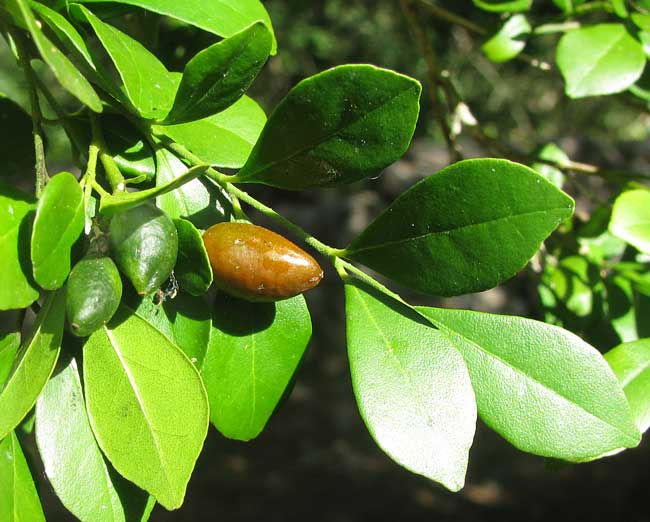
[8, 26, 49, 197]
[399, 0, 461, 161]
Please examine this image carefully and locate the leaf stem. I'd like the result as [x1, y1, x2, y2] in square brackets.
[8, 26, 49, 197]
[334, 258, 408, 305]
[91, 113, 126, 193]
[157, 136, 346, 259]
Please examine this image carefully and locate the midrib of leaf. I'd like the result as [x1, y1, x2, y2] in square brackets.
[429, 318, 638, 444]
[349, 207, 568, 255]
[242, 84, 414, 178]
[353, 287, 434, 431]
[571, 31, 627, 91]
[10, 435, 18, 522]
[104, 329, 175, 498]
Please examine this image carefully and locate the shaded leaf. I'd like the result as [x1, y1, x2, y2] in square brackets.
[201, 293, 311, 441]
[0, 333, 20, 389]
[0, 94, 34, 177]
[235, 65, 421, 189]
[418, 306, 641, 460]
[346, 281, 476, 491]
[155, 148, 232, 229]
[346, 159, 574, 297]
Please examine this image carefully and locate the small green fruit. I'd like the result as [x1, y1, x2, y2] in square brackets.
[66, 256, 122, 337]
[109, 204, 178, 295]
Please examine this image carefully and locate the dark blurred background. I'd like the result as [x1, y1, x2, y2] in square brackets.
[3, 1, 650, 520]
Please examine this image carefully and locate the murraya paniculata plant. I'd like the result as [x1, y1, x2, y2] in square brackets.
[1, 0, 650, 519]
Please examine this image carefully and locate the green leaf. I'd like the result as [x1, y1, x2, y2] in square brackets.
[553, 0, 586, 13]
[70, 3, 176, 119]
[557, 24, 646, 98]
[83, 305, 209, 510]
[155, 148, 232, 229]
[103, 115, 156, 179]
[36, 356, 152, 522]
[235, 64, 422, 189]
[173, 219, 213, 296]
[606, 339, 650, 433]
[0, 291, 65, 441]
[0, 333, 20, 389]
[345, 281, 476, 491]
[610, 189, 650, 254]
[73, 0, 277, 54]
[8, 0, 102, 111]
[0, 432, 46, 522]
[163, 23, 271, 124]
[611, 0, 628, 17]
[532, 143, 568, 188]
[133, 293, 211, 366]
[481, 15, 531, 63]
[201, 293, 312, 441]
[418, 307, 641, 460]
[0, 181, 38, 310]
[346, 158, 575, 297]
[0, 95, 34, 177]
[30, 1, 95, 71]
[31, 172, 84, 290]
[154, 96, 266, 169]
[473, 0, 532, 12]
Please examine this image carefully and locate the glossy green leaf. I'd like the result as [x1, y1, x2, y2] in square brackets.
[0, 432, 46, 522]
[532, 143, 568, 188]
[0, 333, 20, 389]
[201, 293, 311, 441]
[36, 357, 152, 522]
[235, 64, 421, 189]
[481, 15, 531, 63]
[133, 293, 211, 366]
[74, 0, 276, 54]
[0, 182, 38, 310]
[174, 219, 213, 296]
[70, 3, 176, 119]
[557, 24, 646, 98]
[154, 96, 266, 168]
[473, 0, 532, 11]
[0, 291, 65, 441]
[632, 13, 650, 32]
[345, 281, 476, 491]
[155, 148, 232, 229]
[610, 189, 650, 254]
[418, 307, 641, 460]
[606, 339, 650, 433]
[30, 1, 95, 71]
[8, 0, 102, 111]
[611, 0, 628, 17]
[163, 23, 271, 124]
[346, 159, 575, 297]
[83, 305, 209, 510]
[31, 172, 84, 290]
[0, 95, 34, 177]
